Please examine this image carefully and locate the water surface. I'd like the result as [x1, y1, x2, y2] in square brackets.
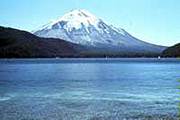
[0, 58, 179, 120]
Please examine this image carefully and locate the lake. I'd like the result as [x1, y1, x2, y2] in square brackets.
[0, 58, 180, 120]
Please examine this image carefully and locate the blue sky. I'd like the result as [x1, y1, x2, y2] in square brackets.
[0, 0, 180, 46]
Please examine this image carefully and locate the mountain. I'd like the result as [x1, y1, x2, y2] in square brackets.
[0, 26, 83, 58]
[34, 9, 166, 54]
[162, 43, 180, 57]
[0, 26, 166, 58]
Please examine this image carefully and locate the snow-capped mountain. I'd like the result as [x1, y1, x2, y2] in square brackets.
[34, 9, 166, 53]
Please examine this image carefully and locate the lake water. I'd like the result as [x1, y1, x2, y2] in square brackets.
[0, 58, 180, 120]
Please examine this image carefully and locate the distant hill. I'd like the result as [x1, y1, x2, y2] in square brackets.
[162, 43, 180, 57]
[0, 26, 83, 58]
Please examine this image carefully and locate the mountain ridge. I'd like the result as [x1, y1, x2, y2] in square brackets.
[0, 26, 166, 58]
[34, 9, 166, 54]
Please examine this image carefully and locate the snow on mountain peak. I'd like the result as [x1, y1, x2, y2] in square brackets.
[34, 9, 130, 45]
[41, 9, 100, 32]
[60, 9, 100, 31]
[60, 9, 99, 23]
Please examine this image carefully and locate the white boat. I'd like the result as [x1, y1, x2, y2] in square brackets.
[158, 56, 161, 60]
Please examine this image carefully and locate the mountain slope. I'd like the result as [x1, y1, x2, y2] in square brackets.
[0, 26, 83, 58]
[34, 9, 166, 54]
[162, 43, 180, 57]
